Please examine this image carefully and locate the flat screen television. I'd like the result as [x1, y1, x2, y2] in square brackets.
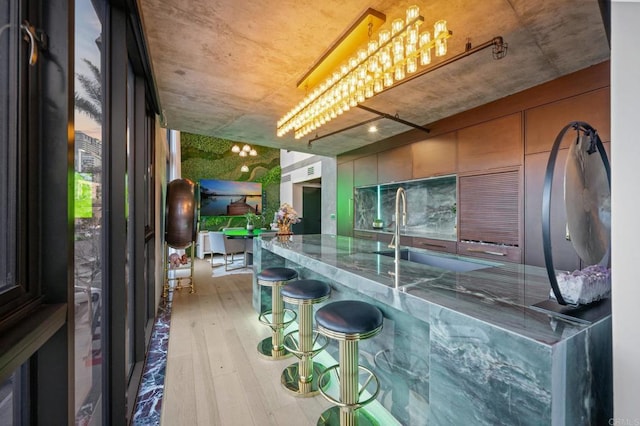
[199, 179, 262, 216]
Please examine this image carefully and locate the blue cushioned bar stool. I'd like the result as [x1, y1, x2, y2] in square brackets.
[257, 267, 298, 360]
[281, 279, 331, 397]
[316, 300, 383, 426]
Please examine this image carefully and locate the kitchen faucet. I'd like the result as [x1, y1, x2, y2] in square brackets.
[389, 187, 407, 288]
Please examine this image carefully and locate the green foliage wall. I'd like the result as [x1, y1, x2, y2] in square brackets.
[180, 132, 281, 230]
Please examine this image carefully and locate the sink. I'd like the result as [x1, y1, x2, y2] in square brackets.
[375, 249, 497, 272]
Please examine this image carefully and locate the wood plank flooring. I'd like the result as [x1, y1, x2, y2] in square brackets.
[161, 259, 333, 425]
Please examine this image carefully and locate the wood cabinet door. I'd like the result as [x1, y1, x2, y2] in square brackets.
[524, 151, 581, 271]
[412, 132, 457, 178]
[377, 145, 412, 183]
[411, 237, 457, 254]
[354, 155, 378, 187]
[457, 113, 523, 173]
[458, 169, 521, 247]
[525, 87, 610, 155]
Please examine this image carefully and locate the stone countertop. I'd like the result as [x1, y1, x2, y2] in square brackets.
[260, 234, 608, 346]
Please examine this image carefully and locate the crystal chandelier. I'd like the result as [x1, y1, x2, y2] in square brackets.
[277, 5, 452, 139]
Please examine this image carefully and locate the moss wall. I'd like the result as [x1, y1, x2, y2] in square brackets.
[180, 132, 281, 230]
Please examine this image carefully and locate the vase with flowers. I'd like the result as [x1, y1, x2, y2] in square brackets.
[276, 203, 300, 237]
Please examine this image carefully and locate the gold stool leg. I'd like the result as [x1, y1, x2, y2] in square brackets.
[317, 339, 380, 426]
[340, 340, 359, 426]
[257, 282, 293, 360]
[281, 303, 327, 397]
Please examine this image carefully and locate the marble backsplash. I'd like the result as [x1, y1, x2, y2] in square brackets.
[355, 175, 457, 237]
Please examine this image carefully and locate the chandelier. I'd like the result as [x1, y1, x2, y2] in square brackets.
[277, 5, 452, 139]
[231, 144, 257, 157]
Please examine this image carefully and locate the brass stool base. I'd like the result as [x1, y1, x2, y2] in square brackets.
[317, 406, 379, 426]
[257, 337, 293, 360]
[280, 362, 327, 397]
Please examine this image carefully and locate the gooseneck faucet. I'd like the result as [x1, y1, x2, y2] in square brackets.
[388, 187, 407, 289]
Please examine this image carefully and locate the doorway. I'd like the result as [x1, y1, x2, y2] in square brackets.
[302, 186, 322, 234]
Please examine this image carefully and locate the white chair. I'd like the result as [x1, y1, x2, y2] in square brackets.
[208, 231, 246, 270]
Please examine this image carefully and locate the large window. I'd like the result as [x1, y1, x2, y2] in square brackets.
[1, 1, 39, 424]
[0, 0, 27, 314]
[74, 0, 104, 423]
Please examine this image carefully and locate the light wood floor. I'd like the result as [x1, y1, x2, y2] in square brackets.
[161, 258, 333, 425]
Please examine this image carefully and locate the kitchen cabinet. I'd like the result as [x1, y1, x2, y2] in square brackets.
[376, 232, 412, 246]
[337, 161, 354, 237]
[353, 155, 378, 187]
[353, 229, 377, 241]
[411, 236, 457, 254]
[457, 241, 522, 263]
[412, 132, 457, 178]
[525, 87, 610, 155]
[377, 144, 412, 183]
[524, 150, 581, 271]
[458, 168, 522, 262]
[457, 113, 522, 173]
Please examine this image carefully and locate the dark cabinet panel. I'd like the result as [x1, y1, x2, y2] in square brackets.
[337, 161, 354, 237]
[376, 232, 412, 246]
[459, 169, 521, 247]
[458, 241, 522, 263]
[525, 88, 610, 155]
[412, 132, 457, 178]
[411, 237, 457, 254]
[524, 151, 581, 271]
[377, 145, 412, 183]
[353, 230, 377, 241]
[457, 113, 523, 173]
[354, 155, 378, 187]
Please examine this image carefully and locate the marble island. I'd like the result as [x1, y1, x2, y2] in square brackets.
[252, 234, 612, 425]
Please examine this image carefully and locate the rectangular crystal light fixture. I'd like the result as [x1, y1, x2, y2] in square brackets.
[277, 5, 452, 139]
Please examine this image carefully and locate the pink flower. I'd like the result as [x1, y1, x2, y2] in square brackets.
[276, 203, 300, 227]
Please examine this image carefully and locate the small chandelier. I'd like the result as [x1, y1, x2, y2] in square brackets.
[277, 5, 452, 139]
[231, 144, 258, 157]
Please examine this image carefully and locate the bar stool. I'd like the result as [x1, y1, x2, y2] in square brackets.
[281, 279, 331, 397]
[257, 267, 298, 360]
[316, 300, 383, 426]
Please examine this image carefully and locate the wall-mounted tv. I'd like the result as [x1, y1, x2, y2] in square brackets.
[199, 179, 262, 216]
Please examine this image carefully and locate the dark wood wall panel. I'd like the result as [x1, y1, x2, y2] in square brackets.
[411, 132, 457, 178]
[459, 170, 520, 246]
[525, 87, 611, 155]
[353, 155, 378, 187]
[524, 150, 581, 270]
[457, 113, 523, 173]
[377, 144, 412, 183]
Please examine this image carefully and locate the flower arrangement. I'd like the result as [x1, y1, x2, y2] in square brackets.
[276, 203, 300, 234]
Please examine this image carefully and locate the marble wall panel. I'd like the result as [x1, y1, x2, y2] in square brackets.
[355, 176, 457, 237]
[429, 305, 552, 425]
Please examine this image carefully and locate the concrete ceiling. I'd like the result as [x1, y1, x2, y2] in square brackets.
[138, 0, 609, 157]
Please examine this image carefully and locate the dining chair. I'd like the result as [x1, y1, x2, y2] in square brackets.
[208, 231, 246, 271]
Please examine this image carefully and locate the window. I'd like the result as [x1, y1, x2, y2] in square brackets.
[74, 0, 104, 422]
[0, 0, 36, 322]
[0, 0, 20, 304]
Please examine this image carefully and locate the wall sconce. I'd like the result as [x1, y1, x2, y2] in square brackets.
[277, 5, 452, 139]
[240, 165, 249, 173]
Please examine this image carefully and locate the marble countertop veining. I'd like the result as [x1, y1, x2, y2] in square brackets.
[261, 234, 608, 346]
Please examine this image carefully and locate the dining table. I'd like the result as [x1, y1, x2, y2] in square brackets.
[223, 228, 270, 266]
